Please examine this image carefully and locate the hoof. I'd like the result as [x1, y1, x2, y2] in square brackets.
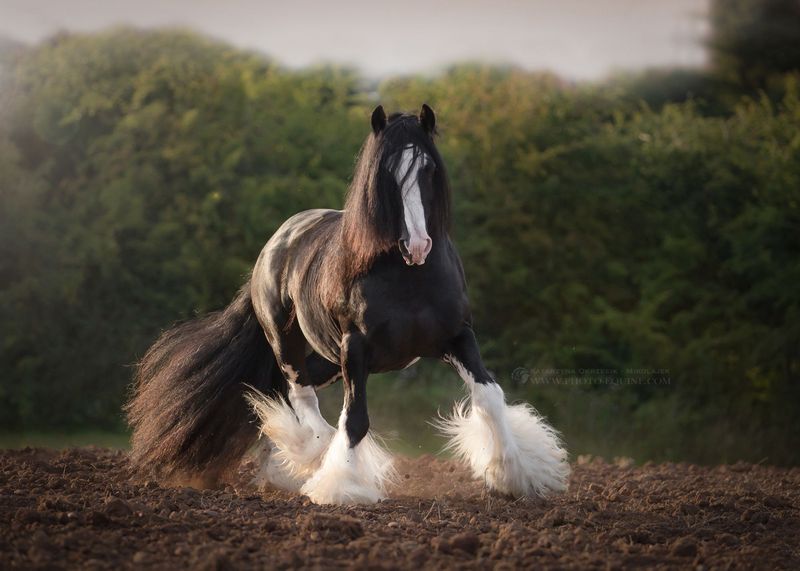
[301, 431, 395, 505]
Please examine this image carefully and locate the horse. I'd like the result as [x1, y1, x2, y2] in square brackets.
[126, 104, 570, 504]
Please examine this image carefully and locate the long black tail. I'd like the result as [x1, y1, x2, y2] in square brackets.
[125, 281, 283, 484]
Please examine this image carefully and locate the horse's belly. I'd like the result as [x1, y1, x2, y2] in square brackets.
[295, 307, 342, 364]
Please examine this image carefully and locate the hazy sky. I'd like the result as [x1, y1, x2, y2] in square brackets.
[0, 0, 709, 80]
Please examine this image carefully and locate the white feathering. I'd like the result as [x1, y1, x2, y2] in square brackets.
[246, 389, 334, 488]
[300, 428, 396, 505]
[247, 388, 395, 503]
[434, 390, 570, 497]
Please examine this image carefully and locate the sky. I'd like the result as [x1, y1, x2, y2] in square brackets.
[0, 0, 709, 81]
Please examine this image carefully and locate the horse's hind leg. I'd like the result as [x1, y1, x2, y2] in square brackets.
[251, 351, 340, 491]
[436, 327, 570, 497]
[249, 310, 337, 490]
[300, 329, 394, 504]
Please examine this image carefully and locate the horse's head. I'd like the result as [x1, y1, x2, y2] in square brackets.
[341, 104, 450, 275]
[369, 104, 450, 266]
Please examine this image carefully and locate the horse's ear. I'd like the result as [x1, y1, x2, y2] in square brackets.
[371, 105, 387, 134]
[420, 103, 436, 134]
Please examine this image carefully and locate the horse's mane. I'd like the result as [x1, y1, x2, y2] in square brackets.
[338, 112, 451, 282]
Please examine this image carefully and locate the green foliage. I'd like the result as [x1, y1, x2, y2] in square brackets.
[708, 0, 800, 89]
[0, 25, 798, 464]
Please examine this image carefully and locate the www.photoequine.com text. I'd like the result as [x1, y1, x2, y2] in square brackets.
[511, 368, 671, 386]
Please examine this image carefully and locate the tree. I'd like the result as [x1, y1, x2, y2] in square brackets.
[709, 0, 800, 89]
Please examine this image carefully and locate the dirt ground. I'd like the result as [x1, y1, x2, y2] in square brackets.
[1, 448, 798, 570]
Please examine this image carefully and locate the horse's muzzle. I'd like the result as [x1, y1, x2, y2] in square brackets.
[399, 237, 432, 266]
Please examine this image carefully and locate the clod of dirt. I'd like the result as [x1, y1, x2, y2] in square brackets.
[543, 508, 567, 527]
[88, 511, 109, 526]
[197, 550, 235, 571]
[300, 512, 364, 543]
[670, 537, 698, 557]
[14, 509, 40, 524]
[741, 508, 770, 524]
[434, 533, 483, 555]
[104, 497, 133, 518]
[449, 532, 481, 555]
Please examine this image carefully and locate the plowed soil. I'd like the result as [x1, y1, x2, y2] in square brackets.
[1, 448, 798, 569]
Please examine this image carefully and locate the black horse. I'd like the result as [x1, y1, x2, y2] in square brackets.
[126, 105, 569, 504]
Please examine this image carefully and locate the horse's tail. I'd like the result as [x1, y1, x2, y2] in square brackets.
[125, 281, 283, 485]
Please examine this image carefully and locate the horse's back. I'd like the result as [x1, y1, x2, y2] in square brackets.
[252, 208, 338, 298]
[266, 208, 341, 249]
[250, 208, 343, 358]
[256, 206, 339, 260]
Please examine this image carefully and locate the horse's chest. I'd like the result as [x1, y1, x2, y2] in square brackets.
[355, 283, 468, 370]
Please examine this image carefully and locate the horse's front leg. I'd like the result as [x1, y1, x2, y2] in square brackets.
[438, 327, 570, 497]
[300, 329, 394, 504]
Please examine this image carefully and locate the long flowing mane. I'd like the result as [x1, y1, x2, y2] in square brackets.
[338, 112, 451, 283]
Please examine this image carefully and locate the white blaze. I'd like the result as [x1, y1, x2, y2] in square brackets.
[395, 147, 432, 265]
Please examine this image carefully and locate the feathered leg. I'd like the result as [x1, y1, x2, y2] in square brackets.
[300, 329, 395, 504]
[435, 327, 570, 497]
